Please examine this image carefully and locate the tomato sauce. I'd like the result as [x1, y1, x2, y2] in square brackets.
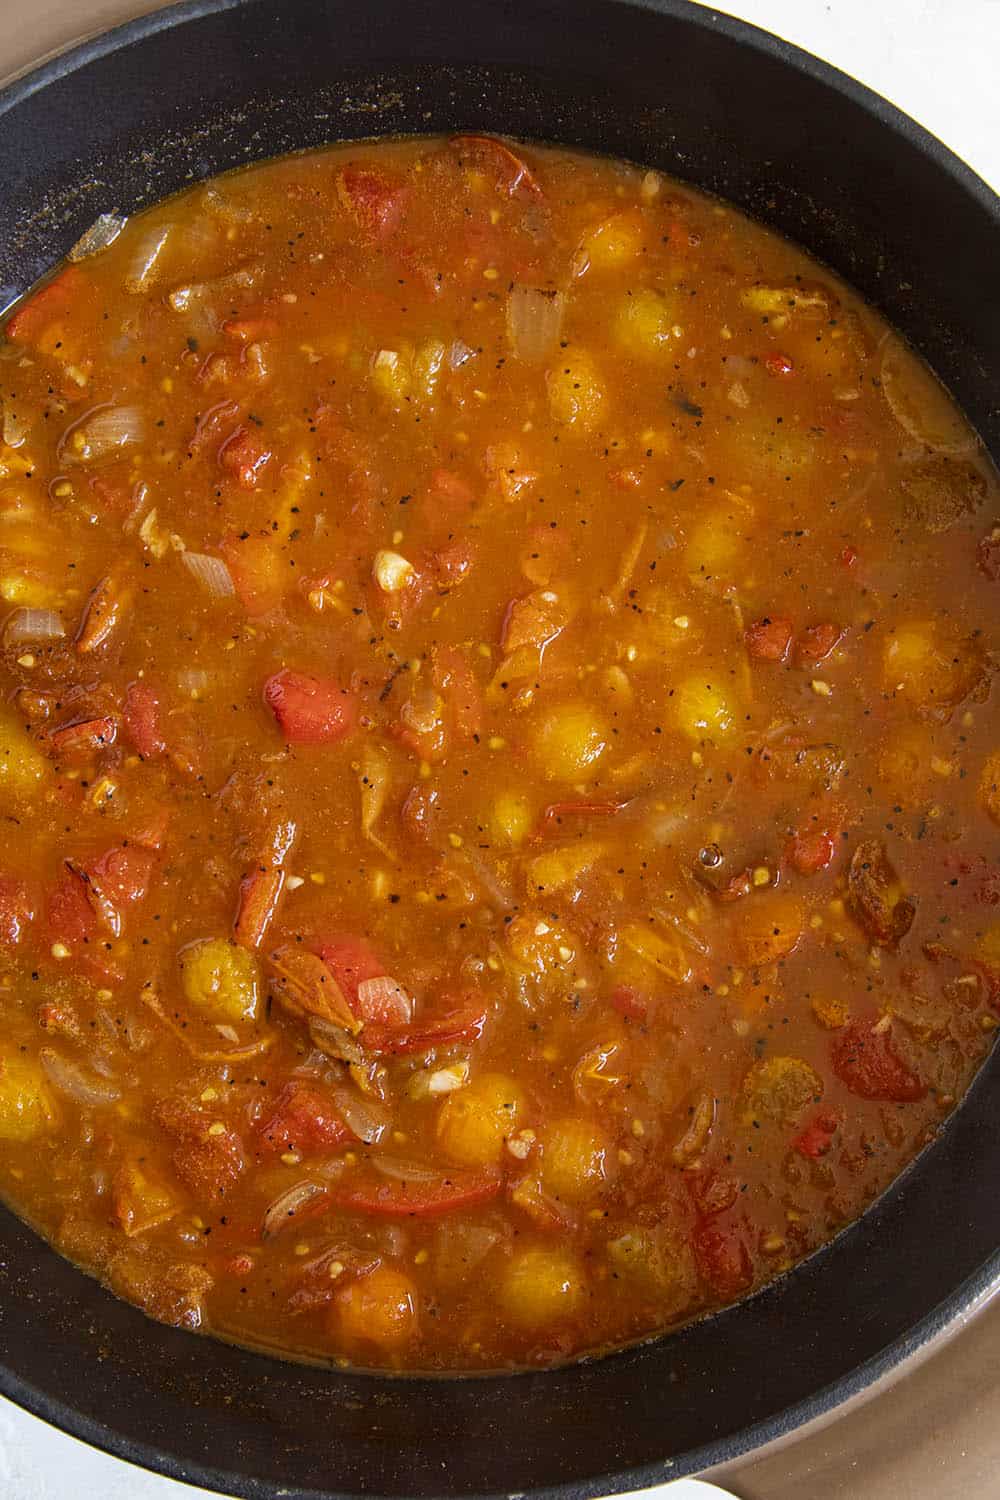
[0, 135, 997, 1371]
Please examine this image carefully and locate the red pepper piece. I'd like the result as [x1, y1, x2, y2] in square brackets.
[334, 1169, 502, 1218]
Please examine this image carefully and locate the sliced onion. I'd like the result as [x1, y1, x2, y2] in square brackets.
[58, 404, 144, 465]
[4, 608, 65, 646]
[168, 264, 258, 313]
[68, 212, 127, 263]
[261, 1179, 326, 1241]
[125, 225, 172, 293]
[448, 339, 475, 369]
[371, 1156, 442, 1184]
[40, 1048, 120, 1107]
[181, 551, 235, 598]
[2, 399, 28, 448]
[505, 285, 565, 362]
[879, 334, 977, 456]
[356, 975, 413, 1027]
[357, 744, 392, 853]
[324, 1076, 391, 1145]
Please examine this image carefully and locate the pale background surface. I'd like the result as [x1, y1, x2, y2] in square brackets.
[0, 1, 997, 1497]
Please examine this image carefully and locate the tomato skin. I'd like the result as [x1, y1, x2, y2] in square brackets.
[692, 1221, 754, 1298]
[90, 844, 155, 910]
[746, 616, 793, 662]
[333, 1168, 502, 1218]
[764, 352, 794, 376]
[426, 468, 476, 516]
[222, 312, 280, 342]
[449, 135, 543, 199]
[793, 1109, 841, 1159]
[316, 934, 385, 1009]
[336, 166, 407, 239]
[124, 682, 165, 758]
[48, 715, 118, 760]
[793, 622, 843, 667]
[257, 1080, 353, 1156]
[366, 997, 487, 1056]
[0, 875, 34, 948]
[264, 669, 358, 745]
[609, 984, 648, 1021]
[5, 265, 85, 343]
[234, 868, 284, 950]
[47, 868, 97, 948]
[786, 829, 837, 875]
[218, 426, 272, 488]
[156, 1098, 246, 1199]
[832, 1019, 927, 1102]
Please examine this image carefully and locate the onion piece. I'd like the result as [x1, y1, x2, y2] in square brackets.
[406, 1060, 470, 1100]
[168, 263, 258, 313]
[879, 334, 977, 456]
[261, 1179, 326, 1241]
[356, 974, 413, 1027]
[357, 744, 394, 859]
[40, 1048, 120, 1107]
[68, 212, 127, 262]
[181, 551, 236, 598]
[505, 285, 565, 362]
[448, 339, 475, 369]
[371, 1156, 443, 1184]
[125, 226, 172, 293]
[58, 404, 144, 465]
[1, 399, 28, 448]
[323, 1077, 391, 1145]
[4, 608, 65, 646]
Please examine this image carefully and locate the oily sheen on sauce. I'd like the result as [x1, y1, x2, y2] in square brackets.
[0, 136, 997, 1373]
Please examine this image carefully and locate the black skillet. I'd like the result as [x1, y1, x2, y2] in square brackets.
[0, 2, 997, 1496]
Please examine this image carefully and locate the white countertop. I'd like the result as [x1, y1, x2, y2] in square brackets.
[0, 2, 997, 1497]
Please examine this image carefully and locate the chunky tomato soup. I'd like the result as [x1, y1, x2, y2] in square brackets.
[0, 135, 997, 1372]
